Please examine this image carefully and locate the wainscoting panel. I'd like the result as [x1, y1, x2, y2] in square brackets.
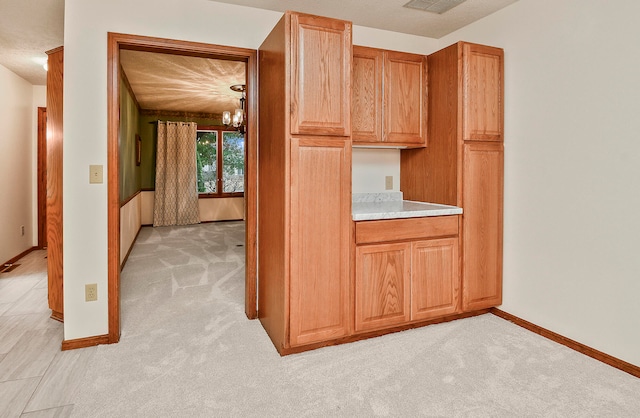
[120, 193, 142, 265]
[140, 191, 244, 224]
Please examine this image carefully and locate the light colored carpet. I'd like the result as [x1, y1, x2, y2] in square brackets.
[71, 222, 640, 417]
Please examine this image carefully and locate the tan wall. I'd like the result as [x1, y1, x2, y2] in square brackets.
[120, 193, 141, 265]
[140, 191, 243, 224]
[0, 65, 42, 263]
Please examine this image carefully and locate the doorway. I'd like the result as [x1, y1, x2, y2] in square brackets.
[106, 33, 258, 344]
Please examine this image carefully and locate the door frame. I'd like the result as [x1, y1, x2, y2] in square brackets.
[37, 107, 47, 249]
[106, 33, 258, 344]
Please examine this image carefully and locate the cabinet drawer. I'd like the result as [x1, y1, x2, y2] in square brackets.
[356, 215, 458, 244]
[355, 216, 458, 244]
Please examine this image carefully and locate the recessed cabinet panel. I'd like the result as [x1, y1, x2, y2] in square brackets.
[462, 43, 503, 141]
[290, 14, 351, 136]
[289, 138, 351, 346]
[352, 46, 382, 143]
[412, 238, 459, 321]
[384, 51, 427, 145]
[462, 142, 504, 310]
[355, 243, 411, 332]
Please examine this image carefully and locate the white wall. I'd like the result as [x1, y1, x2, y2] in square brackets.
[31, 86, 47, 244]
[352, 149, 401, 193]
[63, 0, 280, 339]
[440, 0, 640, 366]
[0, 64, 39, 263]
[62, 0, 443, 340]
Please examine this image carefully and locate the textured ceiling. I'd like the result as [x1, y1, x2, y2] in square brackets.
[120, 50, 246, 115]
[0, 0, 64, 85]
[210, 0, 518, 39]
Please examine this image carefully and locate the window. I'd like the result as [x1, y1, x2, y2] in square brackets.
[196, 127, 244, 197]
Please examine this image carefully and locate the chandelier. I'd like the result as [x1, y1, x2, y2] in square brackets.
[222, 84, 246, 134]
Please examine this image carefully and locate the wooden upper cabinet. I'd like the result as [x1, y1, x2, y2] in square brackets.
[352, 46, 382, 143]
[384, 51, 427, 146]
[462, 43, 504, 142]
[352, 46, 426, 147]
[290, 13, 351, 137]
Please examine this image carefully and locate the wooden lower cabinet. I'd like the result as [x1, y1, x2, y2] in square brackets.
[288, 138, 351, 346]
[355, 243, 411, 332]
[354, 217, 460, 334]
[411, 238, 459, 321]
[462, 142, 504, 311]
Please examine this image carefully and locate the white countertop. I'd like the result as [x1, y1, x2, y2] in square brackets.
[352, 192, 462, 221]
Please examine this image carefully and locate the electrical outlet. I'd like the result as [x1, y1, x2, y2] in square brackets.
[385, 176, 393, 190]
[85, 284, 98, 302]
[21, 225, 25, 236]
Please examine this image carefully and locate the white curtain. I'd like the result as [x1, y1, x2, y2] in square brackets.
[153, 121, 200, 227]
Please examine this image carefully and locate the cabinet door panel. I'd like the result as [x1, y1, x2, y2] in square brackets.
[289, 138, 351, 346]
[290, 14, 351, 136]
[352, 46, 382, 143]
[355, 243, 411, 332]
[412, 238, 459, 321]
[462, 44, 503, 141]
[384, 51, 427, 145]
[462, 142, 503, 310]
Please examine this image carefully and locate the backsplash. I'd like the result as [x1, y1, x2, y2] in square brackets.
[352, 148, 400, 193]
[352, 191, 403, 203]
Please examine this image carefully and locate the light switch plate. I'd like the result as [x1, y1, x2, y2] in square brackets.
[89, 165, 103, 184]
[385, 176, 393, 190]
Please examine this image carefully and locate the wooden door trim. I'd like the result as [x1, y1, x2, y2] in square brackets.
[107, 33, 259, 345]
[37, 107, 47, 249]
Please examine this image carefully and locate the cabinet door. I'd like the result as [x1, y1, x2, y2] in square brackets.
[290, 13, 351, 137]
[462, 142, 504, 310]
[411, 238, 459, 321]
[384, 51, 427, 146]
[355, 242, 411, 332]
[352, 46, 382, 144]
[462, 43, 503, 141]
[289, 138, 351, 346]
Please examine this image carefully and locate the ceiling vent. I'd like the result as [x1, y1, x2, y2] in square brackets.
[403, 0, 467, 14]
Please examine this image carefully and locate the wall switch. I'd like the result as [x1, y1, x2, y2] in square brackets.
[89, 165, 103, 184]
[85, 283, 98, 301]
[21, 225, 25, 236]
[385, 176, 393, 190]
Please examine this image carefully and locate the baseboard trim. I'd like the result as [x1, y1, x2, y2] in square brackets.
[2, 246, 38, 270]
[62, 334, 110, 351]
[50, 310, 64, 322]
[490, 308, 640, 378]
